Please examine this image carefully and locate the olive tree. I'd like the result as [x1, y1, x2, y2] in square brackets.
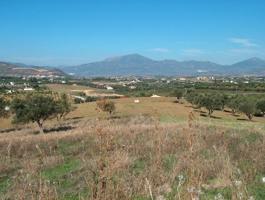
[238, 98, 256, 120]
[173, 89, 184, 100]
[226, 95, 241, 115]
[199, 94, 222, 116]
[11, 93, 58, 133]
[55, 93, 74, 121]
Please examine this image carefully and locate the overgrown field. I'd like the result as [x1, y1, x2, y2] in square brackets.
[0, 115, 264, 199]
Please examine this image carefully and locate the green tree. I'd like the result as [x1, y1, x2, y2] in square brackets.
[199, 94, 222, 116]
[173, 89, 184, 100]
[11, 93, 58, 133]
[238, 98, 256, 120]
[226, 95, 241, 115]
[55, 93, 74, 121]
[185, 92, 199, 107]
[96, 99, 116, 115]
[219, 94, 229, 111]
[256, 99, 265, 116]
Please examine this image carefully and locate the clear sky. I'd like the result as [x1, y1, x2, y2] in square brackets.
[0, 0, 264, 66]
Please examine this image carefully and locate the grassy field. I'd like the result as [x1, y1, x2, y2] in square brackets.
[1, 96, 265, 130]
[0, 96, 265, 199]
[0, 115, 264, 199]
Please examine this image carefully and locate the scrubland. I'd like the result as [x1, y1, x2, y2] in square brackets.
[0, 113, 264, 200]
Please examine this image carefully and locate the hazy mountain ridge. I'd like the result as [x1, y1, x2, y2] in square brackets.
[59, 54, 265, 77]
[2, 55, 265, 77]
[0, 61, 66, 77]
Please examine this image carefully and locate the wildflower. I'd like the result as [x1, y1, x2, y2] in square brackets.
[234, 180, 242, 187]
[248, 196, 255, 200]
[178, 174, 185, 185]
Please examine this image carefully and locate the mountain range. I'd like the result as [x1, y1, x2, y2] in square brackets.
[59, 54, 265, 77]
[1, 54, 265, 77]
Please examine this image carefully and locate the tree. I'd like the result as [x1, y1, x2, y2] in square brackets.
[185, 92, 199, 107]
[226, 95, 241, 115]
[11, 93, 58, 133]
[0, 96, 9, 118]
[96, 99, 116, 115]
[55, 93, 74, 121]
[219, 94, 229, 111]
[199, 94, 222, 116]
[256, 99, 265, 116]
[238, 98, 256, 120]
[173, 89, 184, 100]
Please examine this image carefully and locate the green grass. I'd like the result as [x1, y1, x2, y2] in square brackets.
[42, 159, 80, 181]
[130, 158, 146, 175]
[0, 176, 11, 195]
[159, 115, 186, 123]
[41, 159, 89, 199]
[248, 174, 265, 200]
[163, 154, 177, 172]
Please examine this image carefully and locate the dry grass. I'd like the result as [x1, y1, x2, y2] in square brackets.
[2, 97, 265, 130]
[0, 115, 264, 200]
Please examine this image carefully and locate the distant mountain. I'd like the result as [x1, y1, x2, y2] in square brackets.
[0, 62, 66, 77]
[3, 55, 265, 77]
[59, 54, 265, 77]
[228, 57, 265, 75]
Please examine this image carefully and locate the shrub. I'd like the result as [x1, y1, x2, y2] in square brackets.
[85, 96, 98, 102]
[96, 99, 116, 115]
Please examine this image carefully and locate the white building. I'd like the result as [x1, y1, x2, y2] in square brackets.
[106, 86, 113, 90]
[24, 87, 34, 91]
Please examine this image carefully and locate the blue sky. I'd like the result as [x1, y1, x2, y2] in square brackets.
[0, 0, 264, 66]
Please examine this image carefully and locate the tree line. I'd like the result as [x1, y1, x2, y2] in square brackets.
[184, 90, 265, 120]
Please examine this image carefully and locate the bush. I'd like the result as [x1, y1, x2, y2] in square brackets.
[85, 96, 98, 102]
[96, 99, 116, 115]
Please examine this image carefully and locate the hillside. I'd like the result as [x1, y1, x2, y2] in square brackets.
[0, 62, 66, 77]
[60, 54, 265, 77]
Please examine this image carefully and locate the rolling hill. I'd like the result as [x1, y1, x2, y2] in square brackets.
[0, 62, 66, 77]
